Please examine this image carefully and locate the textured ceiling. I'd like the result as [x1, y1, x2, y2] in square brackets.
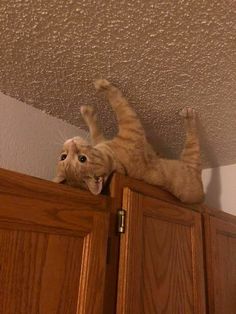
[0, 0, 236, 168]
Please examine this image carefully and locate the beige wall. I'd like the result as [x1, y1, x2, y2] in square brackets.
[202, 164, 236, 215]
[0, 92, 87, 180]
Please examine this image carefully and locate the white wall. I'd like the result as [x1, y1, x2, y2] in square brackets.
[0, 92, 87, 181]
[202, 164, 236, 215]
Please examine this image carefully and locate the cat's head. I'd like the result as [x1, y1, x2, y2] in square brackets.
[53, 137, 112, 195]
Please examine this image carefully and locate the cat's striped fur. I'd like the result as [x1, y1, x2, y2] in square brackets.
[54, 79, 204, 203]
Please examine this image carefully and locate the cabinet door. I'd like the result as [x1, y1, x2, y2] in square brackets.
[0, 171, 111, 314]
[205, 216, 236, 314]
[117, 188, 206, 314]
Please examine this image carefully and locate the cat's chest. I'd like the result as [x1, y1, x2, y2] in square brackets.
[103, 140, 148, 178]
[114, 148, 147, 178]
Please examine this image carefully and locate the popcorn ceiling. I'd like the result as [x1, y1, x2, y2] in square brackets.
[0, 0, 236, 168]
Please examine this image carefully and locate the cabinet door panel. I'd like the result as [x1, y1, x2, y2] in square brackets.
[206, 216, 236, 314]
[117, 188, 206, 314]
[0, 231, 84, 314]
[0, 169, 110, 314]
[142, 216, 193, 313]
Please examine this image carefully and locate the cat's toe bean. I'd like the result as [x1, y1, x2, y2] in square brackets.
[94, 79, 111, 90]
[179, 107, 196, 118]
[186, 107, 196, 118]
[179, 107, 188, 117]
[80, 105, 94, 117]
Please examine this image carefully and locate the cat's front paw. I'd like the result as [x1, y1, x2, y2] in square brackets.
[80, 105, 95, 118]
[94, 79, 111, 91]
[179, 107, 196, 119]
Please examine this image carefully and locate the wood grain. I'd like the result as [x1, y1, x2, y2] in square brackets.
[4, 168, 236, 314]
[0, 230, 84, 314]
[204, 215, 236, 314]
[109, 172, 203, 212]
[77, 214, 110, 314]
[108, 172, 206, 314]
[0, 168, 111, 314]
[0, 167, 110, 211]
[102, 209, 120, 314]
[203, 204, 236, 224]
[116, 188, 143, 314]
[117, 187, 206, 314]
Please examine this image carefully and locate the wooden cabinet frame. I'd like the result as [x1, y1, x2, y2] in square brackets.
[0, 168, 112, 314]
[0, 169, 235, 313]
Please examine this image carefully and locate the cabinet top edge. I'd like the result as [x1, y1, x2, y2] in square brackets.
[109, 173, 204, 213]
[203, 205, 236, 224]
[0, 167, 111, 211]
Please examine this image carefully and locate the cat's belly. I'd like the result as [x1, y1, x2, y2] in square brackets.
[109, 141, 150, 180]
[127, 168, 145, 180]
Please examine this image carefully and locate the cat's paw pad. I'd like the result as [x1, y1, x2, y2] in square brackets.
[80, 105, 95, 118]
[94, 79, 111, 91]
[179, 107, 196, 119]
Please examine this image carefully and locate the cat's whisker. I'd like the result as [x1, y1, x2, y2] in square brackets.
[53, 142, 64, 147]
[56, 129, 69, 144]
[54, 136, 64, 145]
[84, 133, 90, 141]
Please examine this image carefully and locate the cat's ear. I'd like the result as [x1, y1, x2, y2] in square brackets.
[53, 174, 66, 184]
[84, 177, 103, 195]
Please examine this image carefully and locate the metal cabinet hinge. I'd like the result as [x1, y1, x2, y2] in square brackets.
[117, 209, 126, 233]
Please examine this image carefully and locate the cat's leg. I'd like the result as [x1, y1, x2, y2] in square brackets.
[143, 108, 204, 203]
[167, 107, 203, 202]
[161, 108, 204, 203]
[144, 157, 204, 204]
[179, 107, 201, 171]
[94, 79, 145, 138]
[80, 105, 106, 145]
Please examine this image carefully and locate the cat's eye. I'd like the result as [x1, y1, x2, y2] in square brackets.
[60, 154, 67, 161]
[78, 155, 87, 163]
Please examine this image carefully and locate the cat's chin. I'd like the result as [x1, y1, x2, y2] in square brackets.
[59, 179, 67, 184]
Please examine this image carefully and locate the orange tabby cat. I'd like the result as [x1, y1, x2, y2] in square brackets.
[54, 79, 204, 204]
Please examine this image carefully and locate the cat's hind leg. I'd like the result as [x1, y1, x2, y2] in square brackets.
[144, 108, 204, 203]
[80, 105, 106, 145]
[179, 107, 201, 171]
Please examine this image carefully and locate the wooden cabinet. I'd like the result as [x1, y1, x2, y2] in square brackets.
[110, 174, 236, 314]
[0, 168, 112, 314]
[0, 169, 236, 314]
[116, 188, 205, 314]
[204, 211, 236, 314]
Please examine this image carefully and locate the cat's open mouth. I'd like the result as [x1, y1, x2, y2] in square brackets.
[83, 175, 105, 195]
